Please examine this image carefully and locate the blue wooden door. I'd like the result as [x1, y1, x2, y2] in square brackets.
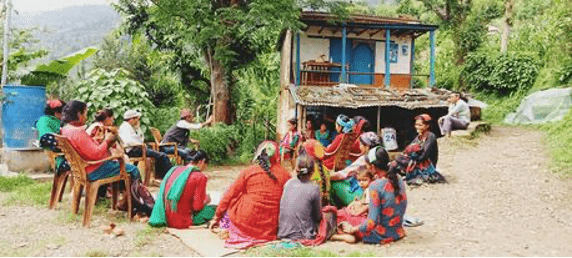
[350, 43, 374, 85]
[329, 39, 351, 82]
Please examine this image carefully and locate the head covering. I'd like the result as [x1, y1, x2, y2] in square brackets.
[47, 99, 63, 109]
[123, 110, 142, 120]
[336, 115, 355, 134]
[359, 132, 382, 147]
[301, 139, 325, 159]
[365, 146, 389, 171]
[180, 108, 192, 119]
[415, 113, 432, 122]
[287, 118, 297, 126]
[253, 141, 281, 166]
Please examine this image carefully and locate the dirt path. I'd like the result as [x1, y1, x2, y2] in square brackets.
[2, 126, 572, 256]
[316, 126, 572, 256]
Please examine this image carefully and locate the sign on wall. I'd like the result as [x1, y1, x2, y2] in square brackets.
[386, 41, 398, 63]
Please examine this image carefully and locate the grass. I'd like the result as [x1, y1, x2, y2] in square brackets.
[0, 175, 52, 207]
[245, 244, 376, 257]
[0, 175, 36, 192]
[539, 110, 572, 176]
[135, 226, 164, 248]
[83, 249, 109, 257]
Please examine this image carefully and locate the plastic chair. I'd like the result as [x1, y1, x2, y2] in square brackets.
[46, 150, 71, 209]
[149, 127, 182, 166]
[54, 135, 132, 227]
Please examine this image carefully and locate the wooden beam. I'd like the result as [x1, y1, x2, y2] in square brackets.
[317, 26, 326, 34]
[369, 28, 383, 37]
[356, 29, 368, 36]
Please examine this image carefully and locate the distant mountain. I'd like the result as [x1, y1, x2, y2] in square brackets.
[13, 4, 121, 61]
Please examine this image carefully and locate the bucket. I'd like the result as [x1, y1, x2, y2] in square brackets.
[2, 85, 46, 149]
[381, 127, 398, 151]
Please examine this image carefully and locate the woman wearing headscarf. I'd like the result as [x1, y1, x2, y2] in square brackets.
[210, 141, 291, 249]
[322, 114, 355, 171]
[329, 132, 382, 207]
[36, 99, 69, 174]
[392, 114, 445, 185]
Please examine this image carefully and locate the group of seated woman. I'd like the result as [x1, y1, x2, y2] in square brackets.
[200, 140, 408, 247]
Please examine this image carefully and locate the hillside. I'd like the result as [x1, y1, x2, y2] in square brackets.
[13, 5, 121, 61]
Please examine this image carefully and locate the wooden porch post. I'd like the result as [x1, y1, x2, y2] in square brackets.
[410, 36, 415, 88]
[377, 106, 381, 134]
[296, 32, 301, 86]
[277, 30, 293, 141]
[341, 24, 347, 83]
[430, 30, 436, 87]
[385, 29, 391, 88]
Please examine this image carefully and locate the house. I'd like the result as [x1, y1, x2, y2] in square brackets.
[277, 11, 451, 149]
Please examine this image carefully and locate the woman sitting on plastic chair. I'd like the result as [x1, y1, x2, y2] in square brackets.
[60, 100, 140, 182]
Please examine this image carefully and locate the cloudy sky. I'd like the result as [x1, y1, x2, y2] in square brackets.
[13, 0, 113, 14]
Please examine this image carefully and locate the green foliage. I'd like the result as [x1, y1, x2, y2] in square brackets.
[20, 47, 97, 86]
[190, 124, 240, 164]
[462, 52, 538, 95]
[542, 109, 572, 175]
[0, 175, 36, 192]
[73, 68, 155, 131]
[3, 179, 52, 206]
[479, 90, 527, 123]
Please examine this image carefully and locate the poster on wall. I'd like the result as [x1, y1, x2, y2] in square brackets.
[402, 44, 408, 56]
[388, 41, 398, 63]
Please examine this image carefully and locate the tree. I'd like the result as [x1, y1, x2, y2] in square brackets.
[114, 0, 301, 124]
[500, 0, 513, 53]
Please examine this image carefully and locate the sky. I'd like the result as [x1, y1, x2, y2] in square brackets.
[12, 0, 114, 15]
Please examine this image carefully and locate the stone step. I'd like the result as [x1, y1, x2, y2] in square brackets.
[451, 121, 492, 138]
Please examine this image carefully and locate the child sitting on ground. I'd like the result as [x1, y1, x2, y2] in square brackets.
[346, 168, 373, 216]
[331, 168, 374, 243]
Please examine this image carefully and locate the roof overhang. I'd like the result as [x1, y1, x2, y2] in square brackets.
[300, 11, 438, 37]
[289, 84, 451, 110]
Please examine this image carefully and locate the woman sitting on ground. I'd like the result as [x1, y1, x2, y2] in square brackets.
[278, 154, 322, 240]
[149, 150, 215, 228]
[337, 147, 407, 244]
[330, 132, 382, 181]
[329, 132, 381, 207]
[393, 114, 445, 185]
[210, 141, 291, 249]
[334, 166, 375, 232]
[314, 121, 331, 147]
[298, 139, 330, 206]
[349, 116, 370, 160]
[323, 114, 355, 171]
[60, 100, 140, 182]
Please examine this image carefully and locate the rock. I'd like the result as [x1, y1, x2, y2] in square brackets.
[18, 242, 28, 248]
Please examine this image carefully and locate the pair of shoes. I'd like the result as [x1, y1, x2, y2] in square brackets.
[403, 215, 424, 227]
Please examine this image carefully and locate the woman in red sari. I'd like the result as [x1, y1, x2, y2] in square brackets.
[210, 141, 291, 249]
[323, 114, 355, 171]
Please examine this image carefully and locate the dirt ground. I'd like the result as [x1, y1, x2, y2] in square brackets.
[2, 126, 572, 256]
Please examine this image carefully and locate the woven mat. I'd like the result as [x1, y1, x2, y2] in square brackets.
[167, 227, 239, 257]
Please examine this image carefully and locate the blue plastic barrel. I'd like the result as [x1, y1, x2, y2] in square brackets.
[2, 85, 46, 149]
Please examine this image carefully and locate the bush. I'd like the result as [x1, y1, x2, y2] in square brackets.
[462, 52, 539, 95]
[190, 124, 241, 164]
[74, 68, 155, 132]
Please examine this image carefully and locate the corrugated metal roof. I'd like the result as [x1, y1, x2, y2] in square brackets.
[300, 11, 438, 29]
[289, 85, 452, 109]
